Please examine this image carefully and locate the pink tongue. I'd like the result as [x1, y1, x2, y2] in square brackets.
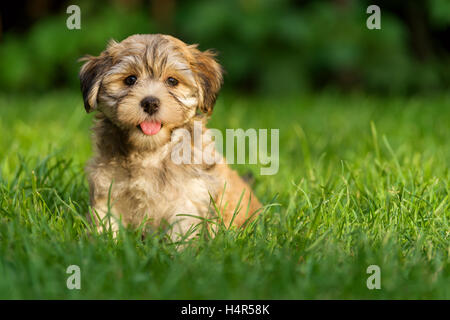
[139, 121, 162, 135]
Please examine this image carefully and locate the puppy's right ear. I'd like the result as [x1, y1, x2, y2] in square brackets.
[79, 54, 111, 113]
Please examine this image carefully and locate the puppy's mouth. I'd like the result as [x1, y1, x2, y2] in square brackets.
[137, 121, 162, 136]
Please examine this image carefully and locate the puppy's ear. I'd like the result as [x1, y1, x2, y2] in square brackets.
[79, 53, 111, 113]
[190, 47, 223, 115]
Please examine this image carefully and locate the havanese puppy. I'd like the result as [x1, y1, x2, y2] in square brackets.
[79, 34, 261, 241]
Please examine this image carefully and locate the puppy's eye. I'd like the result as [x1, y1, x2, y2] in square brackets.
[166, 77, 179, 87]
[124, 75, 137, 86]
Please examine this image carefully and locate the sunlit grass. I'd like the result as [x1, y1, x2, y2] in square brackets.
[0, 91, 448, 299]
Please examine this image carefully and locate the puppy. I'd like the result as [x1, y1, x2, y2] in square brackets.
[79, 34, 261, 240]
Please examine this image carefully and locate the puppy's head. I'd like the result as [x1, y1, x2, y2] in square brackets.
[79, 34, 223, 150]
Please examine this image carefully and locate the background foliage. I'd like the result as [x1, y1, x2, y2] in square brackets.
[0, 0, 449, 95]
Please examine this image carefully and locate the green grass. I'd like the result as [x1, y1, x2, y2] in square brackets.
[0, 90, 448, 299]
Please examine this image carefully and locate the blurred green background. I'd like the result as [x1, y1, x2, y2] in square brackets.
[0, 0, 449, 96]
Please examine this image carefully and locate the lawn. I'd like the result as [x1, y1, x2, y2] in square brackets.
[0, 91, 448, 299]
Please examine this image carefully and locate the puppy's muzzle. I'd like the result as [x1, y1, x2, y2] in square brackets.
[140, 96, 160, 115]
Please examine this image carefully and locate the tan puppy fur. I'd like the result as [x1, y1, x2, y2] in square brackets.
[79, 34, 261, 240]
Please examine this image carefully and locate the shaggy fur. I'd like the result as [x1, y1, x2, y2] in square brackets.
[79, 34, 261, 240]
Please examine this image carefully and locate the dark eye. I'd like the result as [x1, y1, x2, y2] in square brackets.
[124, 75, 137, 86]
[166, 77, 179, 87]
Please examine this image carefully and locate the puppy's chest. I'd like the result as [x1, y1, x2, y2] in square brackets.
[114, 155, 218, 216]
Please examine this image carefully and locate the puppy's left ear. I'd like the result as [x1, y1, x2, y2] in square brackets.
[190, 47, 223, 115]
[79, 53, 111, 113]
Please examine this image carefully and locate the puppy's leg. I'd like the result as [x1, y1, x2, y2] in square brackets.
[90, 199, 120, 236]
[168, 217, 199, 244]
[215, 164, 262, 228]
[168, 199, 210, 244]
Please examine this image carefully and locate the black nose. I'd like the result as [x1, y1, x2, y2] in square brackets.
[140, 96, 160, 115]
